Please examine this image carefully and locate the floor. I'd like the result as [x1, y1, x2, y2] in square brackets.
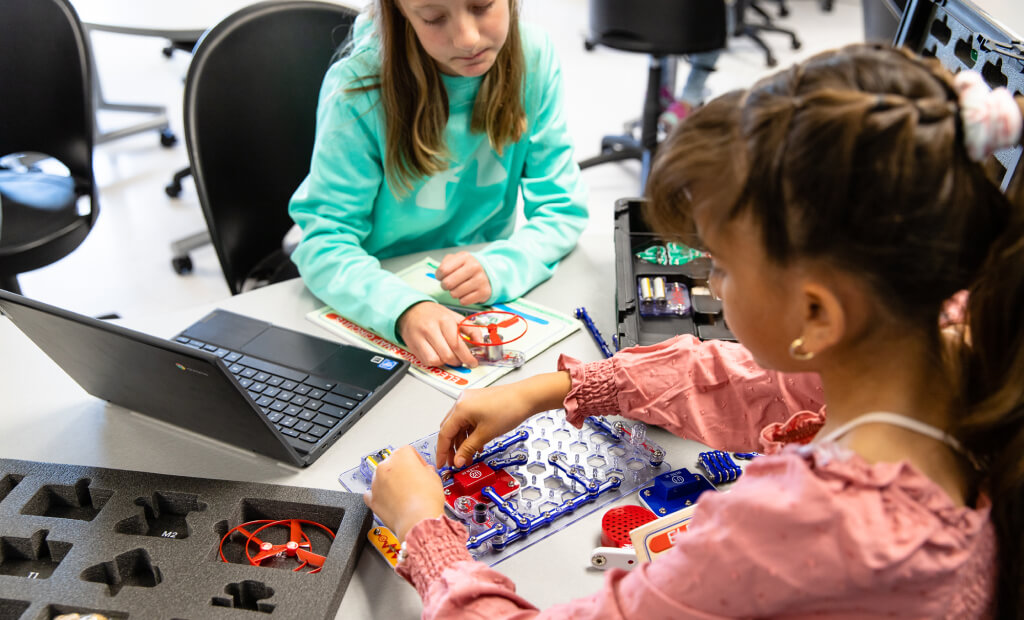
[15, 0, 866, 319]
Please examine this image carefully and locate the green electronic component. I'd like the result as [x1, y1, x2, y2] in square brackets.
[635, 243, 704, 266]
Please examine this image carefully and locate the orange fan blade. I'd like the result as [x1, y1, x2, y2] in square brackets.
[296, 548, 327, 567]
[494, 315, 522, 328]
[236, 526, 265, 546]
[289, 519, 303, 544]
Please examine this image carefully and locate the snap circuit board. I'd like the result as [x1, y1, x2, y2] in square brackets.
[339, 411, 672, 566]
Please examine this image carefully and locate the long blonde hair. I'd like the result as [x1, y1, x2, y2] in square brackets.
[356, 0, 526, 194]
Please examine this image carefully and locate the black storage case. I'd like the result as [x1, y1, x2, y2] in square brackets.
[614, 198, 734, 349]
[0, 459, 371, 620]
[895, 0, 1023, 190]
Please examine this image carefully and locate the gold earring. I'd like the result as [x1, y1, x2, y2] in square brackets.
[788, 337, 815, 361]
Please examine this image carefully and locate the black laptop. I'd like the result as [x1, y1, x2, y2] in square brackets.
[0, 290, 408, 467]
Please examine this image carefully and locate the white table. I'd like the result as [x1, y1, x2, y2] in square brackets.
[0, 232, 720, 617]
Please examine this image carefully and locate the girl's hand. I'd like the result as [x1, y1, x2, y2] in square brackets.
[364, 446, 446, 542]
[398, 301, 479, 368]
[436, 372, 572, 468]
[436, 252, 492, 306]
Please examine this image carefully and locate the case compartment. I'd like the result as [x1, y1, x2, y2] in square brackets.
[114, 492, 207, 540]
[21, 479, 112, 522]
[0, 530, 71, 579]
[614, 198, 735, 348]
[210, 579, 276, 614]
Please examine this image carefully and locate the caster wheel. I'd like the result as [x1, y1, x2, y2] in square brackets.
[172, 256, 193, 275]
[792, 39, 802, 51]
[160, 129, 178, 147]
[766, 56, 778, 68]
[165, 181, 182, 198]
[584, 40, 596, 51]
[162, 46, 174, 58]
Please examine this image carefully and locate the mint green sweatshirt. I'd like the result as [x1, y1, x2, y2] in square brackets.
[288, 14, 588, 343]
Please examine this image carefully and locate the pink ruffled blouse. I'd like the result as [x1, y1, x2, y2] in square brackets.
[396, 335, 996, 618]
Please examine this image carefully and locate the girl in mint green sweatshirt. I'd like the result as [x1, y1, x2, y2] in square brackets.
[289, 0, 588, 369]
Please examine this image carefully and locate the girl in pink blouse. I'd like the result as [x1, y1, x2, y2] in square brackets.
[365, 44, 1024, 618]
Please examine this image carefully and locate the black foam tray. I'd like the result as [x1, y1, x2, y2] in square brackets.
[0, 458, 371, 620]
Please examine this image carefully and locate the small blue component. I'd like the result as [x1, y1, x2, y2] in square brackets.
[638, 468, 716, 516]
[697, 451, 744, 484]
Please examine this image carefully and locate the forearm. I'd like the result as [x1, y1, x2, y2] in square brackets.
[475, 198, 587, 302]
[520, 370, 572, 415]
[291, 237, 431, 341]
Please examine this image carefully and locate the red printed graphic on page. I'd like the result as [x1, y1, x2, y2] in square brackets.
[323, 313, 469, 386]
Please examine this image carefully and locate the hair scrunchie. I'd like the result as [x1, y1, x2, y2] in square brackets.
[953, 70, 1022, 162]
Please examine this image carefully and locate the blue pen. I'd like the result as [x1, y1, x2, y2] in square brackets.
[573, 307, 614, 359]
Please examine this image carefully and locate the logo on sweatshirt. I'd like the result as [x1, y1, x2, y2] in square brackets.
[414, 143, 507, 210]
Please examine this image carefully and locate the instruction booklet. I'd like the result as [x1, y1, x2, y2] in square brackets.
[306, 256, 580, 397]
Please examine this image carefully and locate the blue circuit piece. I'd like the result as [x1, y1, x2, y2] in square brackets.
[697, 450, 743, 484]
[574, 306, 615, 359]
[437, 429, 530, 481]
[469, 470, 624, 551]
[638, 468, 716, 516]
[487, 450, 529, 470]
[585, 416, 621, 440]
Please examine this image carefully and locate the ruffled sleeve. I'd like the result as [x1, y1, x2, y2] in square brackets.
[396, 516, 540, 617]
[559, 335, 825, 452]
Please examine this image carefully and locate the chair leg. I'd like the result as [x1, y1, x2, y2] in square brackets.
[753, 22, 801, 50]
[750, 2, 773, 21]
[579, 55, 675, 192]
[740, 26, 778, 67]
[165, 166, 192, 198]
[1, 275, 22, 295]
[578, 145, 643, 169]
[639, 56, 667, 192]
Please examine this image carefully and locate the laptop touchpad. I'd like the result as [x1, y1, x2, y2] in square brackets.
[242, 327, 337, 369]
[181, 311, 270, 350]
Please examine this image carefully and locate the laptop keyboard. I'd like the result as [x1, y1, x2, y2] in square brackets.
[175, 336, 368, 453]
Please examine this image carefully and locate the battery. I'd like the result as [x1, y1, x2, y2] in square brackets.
[483, 334, 503, 362]
[638, 277, 654, 303]
[652, 277, 667, 304]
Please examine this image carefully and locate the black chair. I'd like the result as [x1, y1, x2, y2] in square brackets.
[184, 0, 356, 295]
[0, 0, 99, 295]
[733, 0, 802, 67]
[579, 0, 728, 190]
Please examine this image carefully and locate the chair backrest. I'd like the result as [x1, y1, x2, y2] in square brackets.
[0, 0, 96, 208]
[184, 0, 357, 295]
[589, 0, 728, 55]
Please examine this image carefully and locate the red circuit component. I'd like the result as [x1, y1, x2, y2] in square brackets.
[600, 505, 658, 548]
[458, 311, 528, 347]
[443, 462, 520, 512]
[218, 518, 335, 573]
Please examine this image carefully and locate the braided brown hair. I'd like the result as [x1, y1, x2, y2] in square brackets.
[645, 43, 1023, 616]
